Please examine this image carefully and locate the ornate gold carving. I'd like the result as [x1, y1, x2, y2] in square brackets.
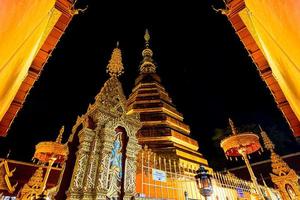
[211, 2, 230, 16]
[18, 167, 44, 200]
[73, 154, 87, 189]
[96, 153, 110, 191]
[124, 157, 137, 194]
[66, 46, 141, 200]
[69, 0, 88, 16]
[0, 159, 17, 193]
[269, 152, 300, 200]
[69, 128, 95, 194]
[83, 136, 101, 193]
[94, 77, 128, 117]
[68, 115, 91, 143]
[17, 163, 59, 200]
[106, 45, 124, 78]
[260, 127, 300, 199]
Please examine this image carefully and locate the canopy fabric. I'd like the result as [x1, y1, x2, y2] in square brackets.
[239, 0, 300, 122]
[0, 0, 60, 121]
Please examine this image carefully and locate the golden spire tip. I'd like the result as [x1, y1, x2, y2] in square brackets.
[140, 29, 156, 73]
[144, 29, 150, 47]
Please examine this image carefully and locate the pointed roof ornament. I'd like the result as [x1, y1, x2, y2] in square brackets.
[106, 42, 124, 78]
[144, 29, 150, 48]
[228, 118, 237, 135]
[260, 126, 300, 197]
[140, 29, 156, 74]
[18, 167, 44, 198]
[259, 125, 275, 151]
[56, 126, 64, 143]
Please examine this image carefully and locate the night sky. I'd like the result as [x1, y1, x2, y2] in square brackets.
[0, 0, 299, 170]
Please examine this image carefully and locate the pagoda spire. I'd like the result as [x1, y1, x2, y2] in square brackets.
[127, 30, 209, 171]
[140, 29, 156, 74]
[259, 125, 275, 152]
[106, 42, 124, 78]
[259, 126, 290, 175]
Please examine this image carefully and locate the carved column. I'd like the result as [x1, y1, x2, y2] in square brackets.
[67, 128, 95, 200]
[123, 137, 141, 200]
[95, 128, 115, 200]
[82, 131, 101, 200]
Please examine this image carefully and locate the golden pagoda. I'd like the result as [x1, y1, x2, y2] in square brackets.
[127, 30, 209, 170]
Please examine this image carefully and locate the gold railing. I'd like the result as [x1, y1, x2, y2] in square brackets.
[136, 147, 282, 200]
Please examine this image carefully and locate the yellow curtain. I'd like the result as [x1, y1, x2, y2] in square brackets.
[0, 0, 59, 121]
[239, 0, 300, 121]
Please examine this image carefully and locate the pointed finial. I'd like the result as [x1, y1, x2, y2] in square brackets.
[56, 126, 64, 143]
[144, 29, 150, 47]
[116, 41, 119, 48]
[140, 29, 156, 74]
[259, 125, 275, 151]
[106, 44, 124, 77]
[228, 118, 238, 135]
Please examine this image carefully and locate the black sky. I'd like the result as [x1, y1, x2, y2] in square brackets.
[0, 0, 299, 170]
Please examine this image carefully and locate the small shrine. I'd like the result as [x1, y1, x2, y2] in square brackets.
[260, 127, 300, 200]
[56, 43, 142, 200]
[17, 126, 69, 199]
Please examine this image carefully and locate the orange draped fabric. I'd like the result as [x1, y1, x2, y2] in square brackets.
[0, 0, 57, 121]
[239, 0, 300, 122]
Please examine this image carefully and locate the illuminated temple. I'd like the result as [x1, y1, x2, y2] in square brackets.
[1, 0, 299, 199]
[0, 31, 283, 200]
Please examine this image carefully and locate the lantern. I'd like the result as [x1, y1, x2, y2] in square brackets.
[195, 165, 213, 199]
